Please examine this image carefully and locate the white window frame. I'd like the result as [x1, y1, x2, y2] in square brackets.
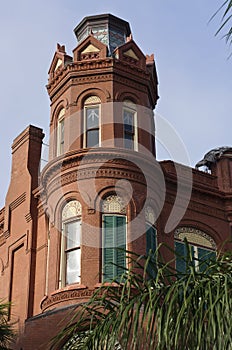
[83, 96, 101, 148]
[123, 100, 138, 151]
[57, 108, 65, 156]
[59, 201, 82, 288]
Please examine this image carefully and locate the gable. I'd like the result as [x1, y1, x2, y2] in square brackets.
[82, 44, 100, 54]
[54, 58, 63, 71]
[73, 34, 107, 61]
[123, 49, 139, 60]
[48, 44, 72, 77]
[114, 40, 146, 70]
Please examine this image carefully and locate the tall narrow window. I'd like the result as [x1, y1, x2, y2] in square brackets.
[145, 206, 157, 278]
[123, 100, 137, 151]
[60, 200, 82, 287]
[174, 227, 216, 274]
[102, 195, 127, 282]
[84, 96, 100, 148]
[57, 108, 65, 156]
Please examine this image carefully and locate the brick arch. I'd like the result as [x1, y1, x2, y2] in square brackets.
[50, 98, 69, 124]
[115, 90, 140, 104]
[94, 185, 137, 218]
[52, 191, 84, 228]
[76, 87, 111, 109]
[176, 219, 221, 247]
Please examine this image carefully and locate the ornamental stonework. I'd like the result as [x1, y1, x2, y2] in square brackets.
[102, 195, 126, 214]
[174, 227, 216, 249]
[41, 288, 95, 312]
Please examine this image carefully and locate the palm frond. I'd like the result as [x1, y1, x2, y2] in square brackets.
[0, 300, 15, 349]
[211, 0, 232, 50]
[53, 244, 232, 350]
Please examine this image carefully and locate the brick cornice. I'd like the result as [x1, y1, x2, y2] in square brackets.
[47, 58, 157, 106]
[40, 148, 156, 193]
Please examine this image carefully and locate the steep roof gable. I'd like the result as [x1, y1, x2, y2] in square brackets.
[73, 34, 108, 61]
[48, 44, 72, 76]
[114, 39, 146, 70]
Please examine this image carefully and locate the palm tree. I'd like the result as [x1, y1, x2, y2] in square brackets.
[0, 301, 15, 350]
[53, 243, 232, 350]
[212, 0, 232, 47]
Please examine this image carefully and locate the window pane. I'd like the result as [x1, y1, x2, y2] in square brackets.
[86, 107, 99, 129]
[65, 221, 81, 250]
[123, 109, 134, 131]
[58, 118, 64, 155]
[66, 249, 80, 285]
[60, 119, 64, 142]
[124, 133, 133, 149]
[175, 241, 187, 274]
[87, 129, 99, 147]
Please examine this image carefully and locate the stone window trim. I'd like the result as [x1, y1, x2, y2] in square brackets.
[174, 226, 216, 250]
[102, 194, 126, 214]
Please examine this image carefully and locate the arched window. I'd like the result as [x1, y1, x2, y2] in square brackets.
[145, 206, 157, 278]
[57, 108, 65, 156]
[123, 100, 138, 151]
[174, 227, 216, 274]
[145, 206, 157, 254]
[59, 200, 82, 287]
[84, 96, 101, 148]
[102, 195, 127, 282]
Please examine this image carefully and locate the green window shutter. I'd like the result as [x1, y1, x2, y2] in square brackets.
[103, 216, 114, 281]
[198, 247, 216, 273]
[175, 241, 187, 274]
[146, 224, 156, 254]
[103, 215, 126, 281]
[146, 224, 157, 278]
[116, 216, 126, 277]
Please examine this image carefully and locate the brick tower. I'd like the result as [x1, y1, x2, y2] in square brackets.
[38, 13, 159, 306]
[1, 13, 231, 350]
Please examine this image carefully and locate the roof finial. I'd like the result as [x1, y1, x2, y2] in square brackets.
[126, 33, 133, 42]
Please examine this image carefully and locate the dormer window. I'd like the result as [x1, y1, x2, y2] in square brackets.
[84, 96, 101, 148]
[123, 100, 138, 151]
[57, 108, 65, 156]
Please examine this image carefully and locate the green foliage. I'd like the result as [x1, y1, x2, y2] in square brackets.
[52, 242, 232, 350]
[0, 301, 15, 350]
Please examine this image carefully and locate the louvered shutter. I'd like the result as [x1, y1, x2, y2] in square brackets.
[146, 224, 156, 254]
[198, 247, 216, 273]
[175, 241, 186, 274]
[146, 224, 157, 278]
[116, 216, 126, 277]
[103, 216, 114, 281]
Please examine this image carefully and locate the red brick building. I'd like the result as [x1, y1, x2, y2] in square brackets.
[0, 14, 231, 349]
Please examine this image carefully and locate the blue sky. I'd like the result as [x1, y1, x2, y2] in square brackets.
[0, 0, 231, 206]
